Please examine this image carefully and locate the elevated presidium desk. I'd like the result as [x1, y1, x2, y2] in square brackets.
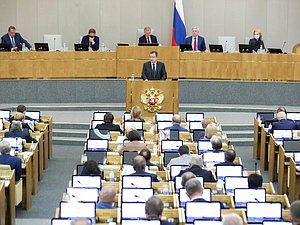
[0, 46, 299, 81]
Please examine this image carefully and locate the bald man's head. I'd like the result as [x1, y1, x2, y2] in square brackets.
[181, 172, 196, 187]
[99, 185, 116, 203]
[172, 114, 181, 124]
[290, 200, 300, 225]
[277, 111, 287, 121]
[133, 155, 146, 171]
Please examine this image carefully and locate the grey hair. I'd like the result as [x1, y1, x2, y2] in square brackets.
[191, 27, 200, 32]
[172, 114, 181, 124]
[70, 218, 91, 225]
[211, 135, 223, 150]
[222, 213, 243, 225]
[185, 178, 203, 197]
[0, 141, 11, 154]
[189, 155, 203, 167]
[290, 200, 300, 223]
[11, 121, 22, 131]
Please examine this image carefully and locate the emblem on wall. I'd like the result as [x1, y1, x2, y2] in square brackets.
[140, 88, 164, 113]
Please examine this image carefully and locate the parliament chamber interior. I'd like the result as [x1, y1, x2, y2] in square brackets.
[0, 0, 300, 225]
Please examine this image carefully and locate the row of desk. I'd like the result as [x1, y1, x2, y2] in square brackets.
[0, 46, 300, 81]
[253, 118, 300, 202]
[0, 116, 53, 225]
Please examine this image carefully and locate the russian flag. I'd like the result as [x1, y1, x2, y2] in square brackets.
[172, 0, 186, 46]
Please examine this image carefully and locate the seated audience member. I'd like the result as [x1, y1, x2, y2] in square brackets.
[138, 26, 158, 44]
[5, 121, 37, 143]
[9, 104, 32, 122]
[145, 196, 175, 225]
[139, 148, 160, 169]
[96, 185, 117, 209]
[181, 172, 196, 187]
[215, 149, 237, 166]
[119, 130, 149, 155]
[81, 28, 100, 51]
[130, 155, 159, 182]
[222, 213, 243, 225]
[290, 200, 300, 225]
[164, 115, 188, 132]
[71, 218, 92, 225]
[202, 118, 214, 129]
[177, 155, 215, 182]
[11, 112, 32, 131]
[270, 111, 296, 133]
[185, 27, 207, 52]
[167, 145, 190, 168]
[81, 160, 101, 176]
[249, 29, 265, 52]
[202, 123, 218, 140]
[95, 112, 123, 134]
[0, 141, 22, 181]
[129, 106, 145, 122]
[211, 135, 223, 152]
[247, 174, 263, 188]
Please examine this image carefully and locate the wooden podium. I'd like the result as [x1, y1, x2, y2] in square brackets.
[126, 80, 179, 117]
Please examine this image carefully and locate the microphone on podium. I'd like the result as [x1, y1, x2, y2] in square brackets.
[281, 41, 287, 54]
[224, 40, 228, 53]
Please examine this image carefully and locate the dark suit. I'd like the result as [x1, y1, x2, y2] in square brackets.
[141, 61, 167, 80]
[95, 123, 123, 134]
[139, 35, 158, 44]
[215, 161, 237, 167]
[1, 33, 32, 49]
[5, 130, 37, 143]
[177, 165, 216, 182]
[130, 170, 159, 182]
[185, 35, 206, 52]
[249, 38, 265, 52]
[0, 154, 22, 181]
[81, 35, 100, 51]
[270, 119, 296, 133]
[296, 121, 300, 130]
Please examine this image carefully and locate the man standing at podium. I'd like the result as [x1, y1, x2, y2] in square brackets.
[141, 51, 167, 80]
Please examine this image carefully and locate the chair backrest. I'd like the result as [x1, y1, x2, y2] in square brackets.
[218, 36, 236, 52]
[0, 164, 11, 170]
[292, 43, 300, 53]
[136, 28, 156, 44]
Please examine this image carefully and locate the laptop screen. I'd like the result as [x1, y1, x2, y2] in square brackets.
[72, 176, 101, 189]
[124, 121, 143, 130]
[225, 176, 248, 195]
[161, 140, 183, 152]
[0, 118, 3, 131]
[157, 121, 173, 130]
[287, 112, 300, 121]
[186, 113, 204, 122]
[0, 110, 11, 121]
[121, 188, 154, 202]
[198, 141, 213, 153]
[175, 176, 204, 193]
[25, 111, 40, 122]
[93, 112, 107, 120]
[91, 120, 104, 129]
[194, 220, 222, 225]
[273, 130, 293, 144]
[257, 112, 274, 122]
[247, 202, 282, 223]
[51, 218, 92, 225]
[283, 140, 300, 152]
[156, 113, 173, 122]
[215, 165, 243, 180]
[234, 188, 266, 208]
[60, 201, 95, 219]
[185, 202, 221, 223]
[294, 152, 300, 164]
[163, 152, 180, 167]
[124, 112, 131, 121]
[179, 188, 211, 208]
[86, 139, 108, 151]
[89, 129, 110, 140]
[193, 129, 205, 142]
[263, 221, 292, 225]
[203, 152, 225, 167]
[2, 137, 23, 151]
[189, 121, 203, 131]
[84, 150, 107, 164]
[170, 165, 189, 179]
[122, 220, 160, 225]
[122, 176, 152, 188]
[121, 202, 146, 219]
[66, 187, 99, 202]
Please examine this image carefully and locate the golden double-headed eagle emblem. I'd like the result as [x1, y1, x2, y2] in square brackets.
[140, 88, 164, 113]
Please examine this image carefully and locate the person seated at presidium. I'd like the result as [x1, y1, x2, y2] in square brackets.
[5, 121, 37, 143]
[249, 29, 265, 52]
[1, 26, 33, 51]
[130, 155, 159, 182]
[141, 51, 167, 80]
[0, 141, 22, 181]
[95, 112, 123, 134]
[81, 28, 100, 51]
[185, 27, 207, 52]
[167, 145, 191, 168]
[164, 115, 188, 132]
[119, 130, 149, 155]
[96, 185, 117, 209]
[139, 26, 158, 44]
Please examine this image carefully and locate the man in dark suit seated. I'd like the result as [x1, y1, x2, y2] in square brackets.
[248, 174, 263, 189]
[164, 115, 188, 132]
[81, 28, 100, 51]
[270, 111, 296, 133]
[177, 155, 215, 182]
[5, 121, 37, 143]
[141, 51, 167, 80]
[0, 140, 22, 181]
[9, 104, 33, 122]
[129, 155, 159, 182]
[96, 185, 117, 209]
[215, 149, 237, 166]
[145, 196, 175, 225]
[138, 26, 158, 44]
[95, 112, 123, 134]
[1, 26, 33, 51]
[185, 27, 207, 52]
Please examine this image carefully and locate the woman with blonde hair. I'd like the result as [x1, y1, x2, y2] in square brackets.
[130, 106, 144, 122]
[249, 29, 265, 52]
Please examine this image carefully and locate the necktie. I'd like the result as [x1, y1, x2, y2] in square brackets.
[152, 64, 156, 79]
[147, 36, 150, 44]
[193, 37, 197, 51]
[152, 63, 155, 71]
[11, 37, 16, 48]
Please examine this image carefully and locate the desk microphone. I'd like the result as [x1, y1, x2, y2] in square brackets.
[77, 180, 85, 187]
[130, 182, 137, 188]
[224, 40, 228, 53]
[254, 162, 258, 173]
[134, 194, 147, 202]
[53, 37, 56, 51]
[281, 41, 286, 53]
[71, 194, 81, 201]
